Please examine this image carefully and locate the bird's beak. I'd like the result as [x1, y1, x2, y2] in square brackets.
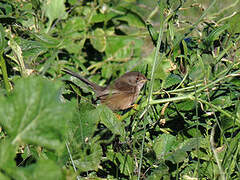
[140, 79, 148, 83]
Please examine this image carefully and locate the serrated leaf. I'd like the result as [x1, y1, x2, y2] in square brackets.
[90, 28, 106, 52]
[0, 77, 74, 151]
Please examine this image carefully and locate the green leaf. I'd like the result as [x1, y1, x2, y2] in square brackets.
[67, 104, 103, 172]
[0, 77, 74, 151]
[96, 105, 125, 136]
[153, 134, 200, 163]
[162, 74, 182, 89]
[60, 17, 86, 53]
[147, 163, 169, 180]
[106, 36, 142, 59]
[8, 38, 27, 76]
[106, 151, 135, 176]
[73, 142, 102, 172]
[33, 33, 62, 48]
[222, 132, 240, 175]
[155, 58, 174, 80]
[16, 39, 48, 62]
[102, 63, 114, 79]
[205, 25, 229, 46]
[0, 48, 11, 93]
[227, 12, 240, 34]
[116, 152, 134, 176]
[0, 140, 16, 171]
[147, 22, 159, 45]
[90, 28, 106, 52]
[15, 159, 63, 180]
[237, 103, 240, 120]
[212, 95, 232, 108]
[165, 138, 200, 163]
[31, 159, 62, 179]
[153, 134, 178, 160]
[43, 0, 67, 27]
[62, 16, 86, 33]
[0, 173, 10, 180]
[68, 103, 98, 144]
[115, 11, 145, 28]
[91, 12, 117, 23]
[189, 61, 204, 81]
[175, 100, 195, 111]
[0, 140, 17, 179]
[0, 24, 6, 50]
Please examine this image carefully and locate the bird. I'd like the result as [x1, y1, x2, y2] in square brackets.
[62, 68, 147, 110]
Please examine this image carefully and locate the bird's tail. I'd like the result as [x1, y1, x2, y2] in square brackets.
[62, 68, 104, 92]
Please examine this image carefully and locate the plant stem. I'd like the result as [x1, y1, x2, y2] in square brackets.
[0, 51, 11, 93]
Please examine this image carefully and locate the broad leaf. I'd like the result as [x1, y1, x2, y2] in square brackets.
[0, 77, 74, 151]
[73, 142, 102, 172]
[15, 159, 62, 180]
[42, 0, 67, 27]
[90, 28, 106, 52]
[68, 103, 98, 144]
[153, 134, 200, 163]
[0, 140, 16, 171]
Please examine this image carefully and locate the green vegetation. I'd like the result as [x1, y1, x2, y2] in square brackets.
[0, 0, 239, 179]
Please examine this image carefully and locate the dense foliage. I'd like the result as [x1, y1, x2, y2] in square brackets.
[0, 0, 239, 179]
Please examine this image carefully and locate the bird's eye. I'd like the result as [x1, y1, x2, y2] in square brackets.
[136, 76, 140, 82]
